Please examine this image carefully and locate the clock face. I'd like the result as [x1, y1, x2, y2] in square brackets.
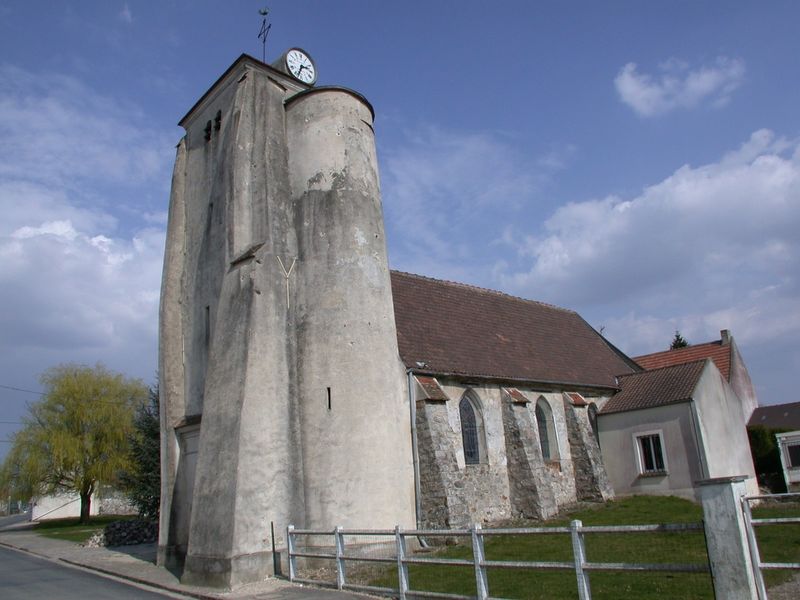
[286, 49, 316, 85]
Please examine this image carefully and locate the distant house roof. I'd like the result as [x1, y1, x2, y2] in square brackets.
[748, 401, 800, 430]
[634, 335, 731, 380]
[600, 360, 708, 415]
[390, 271, 636, 389]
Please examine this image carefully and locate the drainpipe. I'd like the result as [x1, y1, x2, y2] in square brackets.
[407, 368, 429, 548]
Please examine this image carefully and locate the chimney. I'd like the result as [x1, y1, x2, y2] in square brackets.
[720, 329, 730, 345]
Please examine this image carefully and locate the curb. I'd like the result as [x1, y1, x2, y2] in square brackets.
[58, 557, 220, 599]
[0, 537, 216, 599]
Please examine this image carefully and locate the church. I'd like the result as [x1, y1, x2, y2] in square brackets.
[158, 50, 757, 588]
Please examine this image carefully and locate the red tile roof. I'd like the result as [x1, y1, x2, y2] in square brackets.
[415, 376, 449, 402]
[504, 388, 530, 404]
[390, 271, 636, 389]
[634, 341, 731, 380]
[600, 360, 707, 415]
[748, 401, 800, 430]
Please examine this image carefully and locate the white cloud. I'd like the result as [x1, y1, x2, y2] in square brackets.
[615, 56, 745, 117]
[0, 65, 172, 193]
[0, 66, 171, 387]
[496, 129, 800, 356]
[381, 126, 554, 279]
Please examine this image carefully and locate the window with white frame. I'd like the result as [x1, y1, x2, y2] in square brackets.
[635, 431, 667, 474]
[788, 443, 800, 468]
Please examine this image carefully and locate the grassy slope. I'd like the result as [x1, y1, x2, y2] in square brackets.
[34, 515, 133, 543]
[364, 496, 799, 600]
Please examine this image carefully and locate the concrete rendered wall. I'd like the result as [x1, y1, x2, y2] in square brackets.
[728, 336, 759, 422]
[692, 362, 759, 496]
[285, 88, 415, 532]
[598, 402, 703, 500]
[159, 60, 307, 586]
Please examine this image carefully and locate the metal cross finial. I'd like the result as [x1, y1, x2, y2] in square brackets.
[258, 7, 272, 63]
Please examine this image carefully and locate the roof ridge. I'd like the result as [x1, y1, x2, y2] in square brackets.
[390, 270, 574, 314]
[634, 339, 723, 360]
[619, 358, 708, 378]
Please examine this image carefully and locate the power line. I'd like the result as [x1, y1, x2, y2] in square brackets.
[0, 421, 22, 425]
[0, 384, 44, 396]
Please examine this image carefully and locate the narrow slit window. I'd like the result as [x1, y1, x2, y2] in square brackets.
[204, 306, 210, 347]
[327, 387, 331, 411]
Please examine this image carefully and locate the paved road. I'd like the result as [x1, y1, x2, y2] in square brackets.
[0, 513, 30, 530]
[0, 545, 188, 599]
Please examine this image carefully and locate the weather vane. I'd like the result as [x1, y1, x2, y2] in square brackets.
[258, 7, 272, 62]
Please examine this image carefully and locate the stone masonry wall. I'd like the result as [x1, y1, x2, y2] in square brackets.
[564, 399, 614, 502]
[502, 399, 558, 520]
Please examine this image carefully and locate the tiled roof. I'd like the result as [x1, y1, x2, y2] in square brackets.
[634, 341, 731, 380]
[748, 401, 800, 430]
[415, 376, 449, 402]
[390, 271, 636, 388]
[600, 360, 707, 415]
[504, 388, 530, 404]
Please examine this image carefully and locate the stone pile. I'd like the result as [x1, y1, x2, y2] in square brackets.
[84, 519, 157, 547]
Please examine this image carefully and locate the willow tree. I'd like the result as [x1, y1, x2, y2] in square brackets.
[1, 364, 147, 523]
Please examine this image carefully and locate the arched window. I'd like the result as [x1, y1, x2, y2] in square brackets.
[459, 392, 484, 465]
[535, 397, 558, 461]
[587, 403, 599, 445]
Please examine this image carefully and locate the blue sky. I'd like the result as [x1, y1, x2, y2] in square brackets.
[1, 1, 799, 457]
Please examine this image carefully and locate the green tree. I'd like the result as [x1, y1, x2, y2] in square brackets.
[119, 384, 161, 519]
[0, 364, 147, 523]
[670, 330, 689, 349]
[747, 425, 788, 493]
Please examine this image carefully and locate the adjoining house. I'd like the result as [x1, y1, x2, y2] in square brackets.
[597, 359, 758, 500]
[634, 329, 759, 421]
[390, 271, 636, 527]
[749, 401, 800, 492]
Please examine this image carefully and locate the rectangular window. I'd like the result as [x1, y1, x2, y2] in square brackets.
[636, 432, 666, 474]
[788, 444, 800, 468]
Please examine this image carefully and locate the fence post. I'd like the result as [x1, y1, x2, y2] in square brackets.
[741, 497, 768, 600]
[471, 523, 489, 600]
[334, 526, 346, 590]
[570, 519, 591, 600]
[286, 525, 297, 582]
[395, 526, 409, 600]
[697, 476, 758, 600]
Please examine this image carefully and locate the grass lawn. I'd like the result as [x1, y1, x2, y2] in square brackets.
[352, 496, 800, 600]
[34, 515, 134, 543]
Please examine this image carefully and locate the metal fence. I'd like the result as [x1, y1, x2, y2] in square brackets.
[287, 520, 709, 600]
[741, 492, 800, 600]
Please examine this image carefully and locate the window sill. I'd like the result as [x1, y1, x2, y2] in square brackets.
[638, 470, 668, 478]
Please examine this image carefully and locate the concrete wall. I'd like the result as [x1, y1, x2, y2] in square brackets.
[32, 490, 135, 521]
[598, 402, 703, 500]
[286, 88, 415, 532]
[727, 334, 759, 422]
[692, 362, 759, 496]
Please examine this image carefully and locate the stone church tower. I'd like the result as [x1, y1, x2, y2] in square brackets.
[158, 51, 416, 587]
